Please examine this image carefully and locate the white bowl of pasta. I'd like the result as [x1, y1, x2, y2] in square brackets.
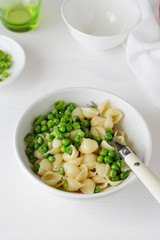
[14, 87, 152, 199]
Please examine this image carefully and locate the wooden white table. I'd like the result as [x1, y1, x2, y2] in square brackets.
[0, 1, 160, 239]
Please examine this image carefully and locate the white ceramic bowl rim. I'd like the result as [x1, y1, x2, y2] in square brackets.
[61, 0, 141, 39]
[14, 87, 152, 199]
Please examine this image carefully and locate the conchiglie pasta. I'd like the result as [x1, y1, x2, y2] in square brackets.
[101, 140, 114, 150]
[96, 163, 110, 177]
[34, 150, 43, 160]
[91, 116, 105, 127]
[80, 178, 95, 194]
[76, 165, 88, 181]
[64, 164, 80, 179]
[81, 107, 99, 119]
[104, 108, 122, 124]
[63, 145, 79, 161]
[98, 100, 110, 116]
[104, 115, 114, 129]
[38, 159, 53, 176]
[79, 138, 98, 154]
[71, 107, 85, 120]
[53, 153, 63, 171]
[66, 178, 83, 191]
[82, 154, 97, 170]
[41, 171, 61, 186]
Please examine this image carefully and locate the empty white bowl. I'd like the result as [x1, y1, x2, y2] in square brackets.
[14, 87, 152, 199]
[61, 0, 140, 50]
[0, 35, 25, 88]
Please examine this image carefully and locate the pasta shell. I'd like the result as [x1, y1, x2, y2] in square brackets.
[47, 147, 61, 155]
[104, 115, 114, 129]
[101, 140, 114, 150]
[80, 178, 95, 194]
[98, 100, 110, 117]
[82, 153, 97, 170]
[104, 108, 122, 124]
[52, 138, 62, 148]
[34, 150, 43, 160]
[41, 171, 61, 186]
[91, 116, 105, 127]
[53, 153, 63, 171]
[64, 164, 80, 179]
[81, 107, 99, 119]
[92, 175, 106, 184]
[96, 163, 110, 177]
[105, 176, 122, 186]
[38, 159, 53, 176]
[71, 107, 85, 120]
[65, 156, 83, 166]
[63, 145, 79, 161]
[70, 129, 81, 141]
[66, 178, 83, 191]
[79, 138, 98, 154]
[76, 165, 88, 181]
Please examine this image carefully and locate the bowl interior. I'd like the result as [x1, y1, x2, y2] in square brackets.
[14, 88, 152, 198]
[0, 35, 25, 88]
[62, 0, 140, 37]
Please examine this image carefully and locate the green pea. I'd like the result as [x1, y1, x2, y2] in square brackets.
[59, 126, 66, 133]
[77, 131, 85, 138]
[33, 163, 40, 172]
[63, 132, 70, 138]
[106, 128, 114, 135]
[74, 142, 80, 150]
[43, 152, 49, 158]
[37, 136, 43, 144]
[47, 113, 54, 120]
[62, 138, 71, 146]
[68, 102, 76, 109]
[35, 125, 41, 134]
[29, 155, 36, 163]
[66, 124, 72, 132]
[55, 132, 64, 140]
[80, 120, 88, 128]
[41, 120, 47, 126]
[72, 115, 80, 122]
[111, 163, 119, 171]
[60, 145, 67, 152]
[94, 136, 102, 144]
[34, 143, 40, 150]
[41, 125, 48, 132]
[94, 186, 101, 193]
[53, 118, 59, 125]
[97, 156, 103, 163]
[104, 156, 113, 164]
[120, 172, 128, 180]
[104, 133, 113, 141]
[2, 72, 10, 78]
[111, 176, 120, 181]
[65, 109, 71, 115]
[38, 143, 48, 154]
[108, 150, 115, 158]
[109, 169, 117, 177]
[25, 147, 34, 156]
[100, 148, 108, 156]
[67, 105, 74, 112]
[54, 100, 66, 110]
[85, 132, 93, 139]
[66, 146, 72, 154]
[51, 108, 58, 114]
[116, 159, 123, 168]
[48, 156, 55, 162]
[57, 166, 65, 174]
[24, 133, 34, 143]
[46, 134, 53, 142]
[73, 122, 80, 130]
[74, 135, 82, 143]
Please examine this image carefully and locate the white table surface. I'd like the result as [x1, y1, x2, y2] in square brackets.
[0, 0, 160, 239]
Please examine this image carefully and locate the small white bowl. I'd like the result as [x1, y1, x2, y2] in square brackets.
[14, 87, 152, 199]
[0, 35, 25, 88]
[61, 0, 140, 50]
